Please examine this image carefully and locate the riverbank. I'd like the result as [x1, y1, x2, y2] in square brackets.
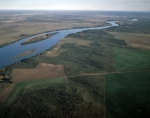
[0, 21, 117, 69]
[0, 23, 109, 49]
[0, 11, 113, 49]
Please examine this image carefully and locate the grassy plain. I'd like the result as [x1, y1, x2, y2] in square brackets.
[114, 48, 150, 72]
[105, 18, 150, 117]
[105, 71, 150, 118]
[0, 11, 111, 47]
[106, 18, 150, 34]
[2, 75, 104, 118]
[109, 32, 150, 50]
[0, 77, 68, 115]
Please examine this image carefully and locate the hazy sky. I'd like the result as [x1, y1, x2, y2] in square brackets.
[0, 0, 149, 11]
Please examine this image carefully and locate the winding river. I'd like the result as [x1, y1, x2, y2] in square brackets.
[0, 21, 118, 69]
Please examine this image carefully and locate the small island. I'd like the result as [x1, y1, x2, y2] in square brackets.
[21, 33, 57, 45]
[13, 49, 36, 59]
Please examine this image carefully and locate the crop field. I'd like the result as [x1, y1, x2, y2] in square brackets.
[105, 24, 150, 118]
[105, 71, 150, 118]
[0, 77, 69, 115]
[114, 48, 150, 72]
[12, 63, 66, 81]
[0, 63, 67, 114]
[2, 75, 105, 118]
[108, 32, 150, 50]
[0, 83, 17, 103]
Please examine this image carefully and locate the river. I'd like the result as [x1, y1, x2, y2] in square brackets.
[0, 21, 118, 69]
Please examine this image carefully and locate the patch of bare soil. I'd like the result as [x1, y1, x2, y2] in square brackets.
[126, 34, 150, 50]
[109, 32, 150, 50]
[0, 83, 16, 103]
[0, 63, 66, 103]
[12, 63, 66, 82]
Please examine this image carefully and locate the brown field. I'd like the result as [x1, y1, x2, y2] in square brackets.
[127, 34, 150, 49]
[0, 83, 16, 103]
[12, 63, 66, 81]
[109, 32, 150, 50]
[0, 76, 3, 80]
[0, 63, 66, 103]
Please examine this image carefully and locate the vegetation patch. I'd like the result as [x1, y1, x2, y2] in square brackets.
[0, 77, 68, 116]
[106, 18, 150, 34]
[2, 75, 104, 118]
[105, 71, 150, 118]
[68, 75, 104, 103]
[109, 32, 150, 50]
[114, 48, 150, 72]
[0, 62, 66, 112]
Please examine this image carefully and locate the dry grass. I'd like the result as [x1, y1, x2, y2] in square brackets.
[127, 34, 150, 49]
[109, 32, 150, 50]
[0, 11, 107, 46]
[12, 63, 66, 82]
[45, 37, 91, 57]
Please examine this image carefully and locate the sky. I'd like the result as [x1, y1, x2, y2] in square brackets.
[0, 0, 149, 11]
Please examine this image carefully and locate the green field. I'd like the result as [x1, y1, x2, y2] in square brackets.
[114, 48, 150, 71]
[2, 75, 105, 118]
[0, 77, 68, 115]
[105, 71, 150, 118]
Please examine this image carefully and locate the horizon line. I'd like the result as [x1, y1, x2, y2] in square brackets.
[0, 9, 149, 12]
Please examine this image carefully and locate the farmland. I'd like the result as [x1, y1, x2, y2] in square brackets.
[1, 28, 124, 117]
[109, 32, 150, 50]
[105, 71, 150, 118]
[0, 11, 150, 118]
[113, 48, 150, 72]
